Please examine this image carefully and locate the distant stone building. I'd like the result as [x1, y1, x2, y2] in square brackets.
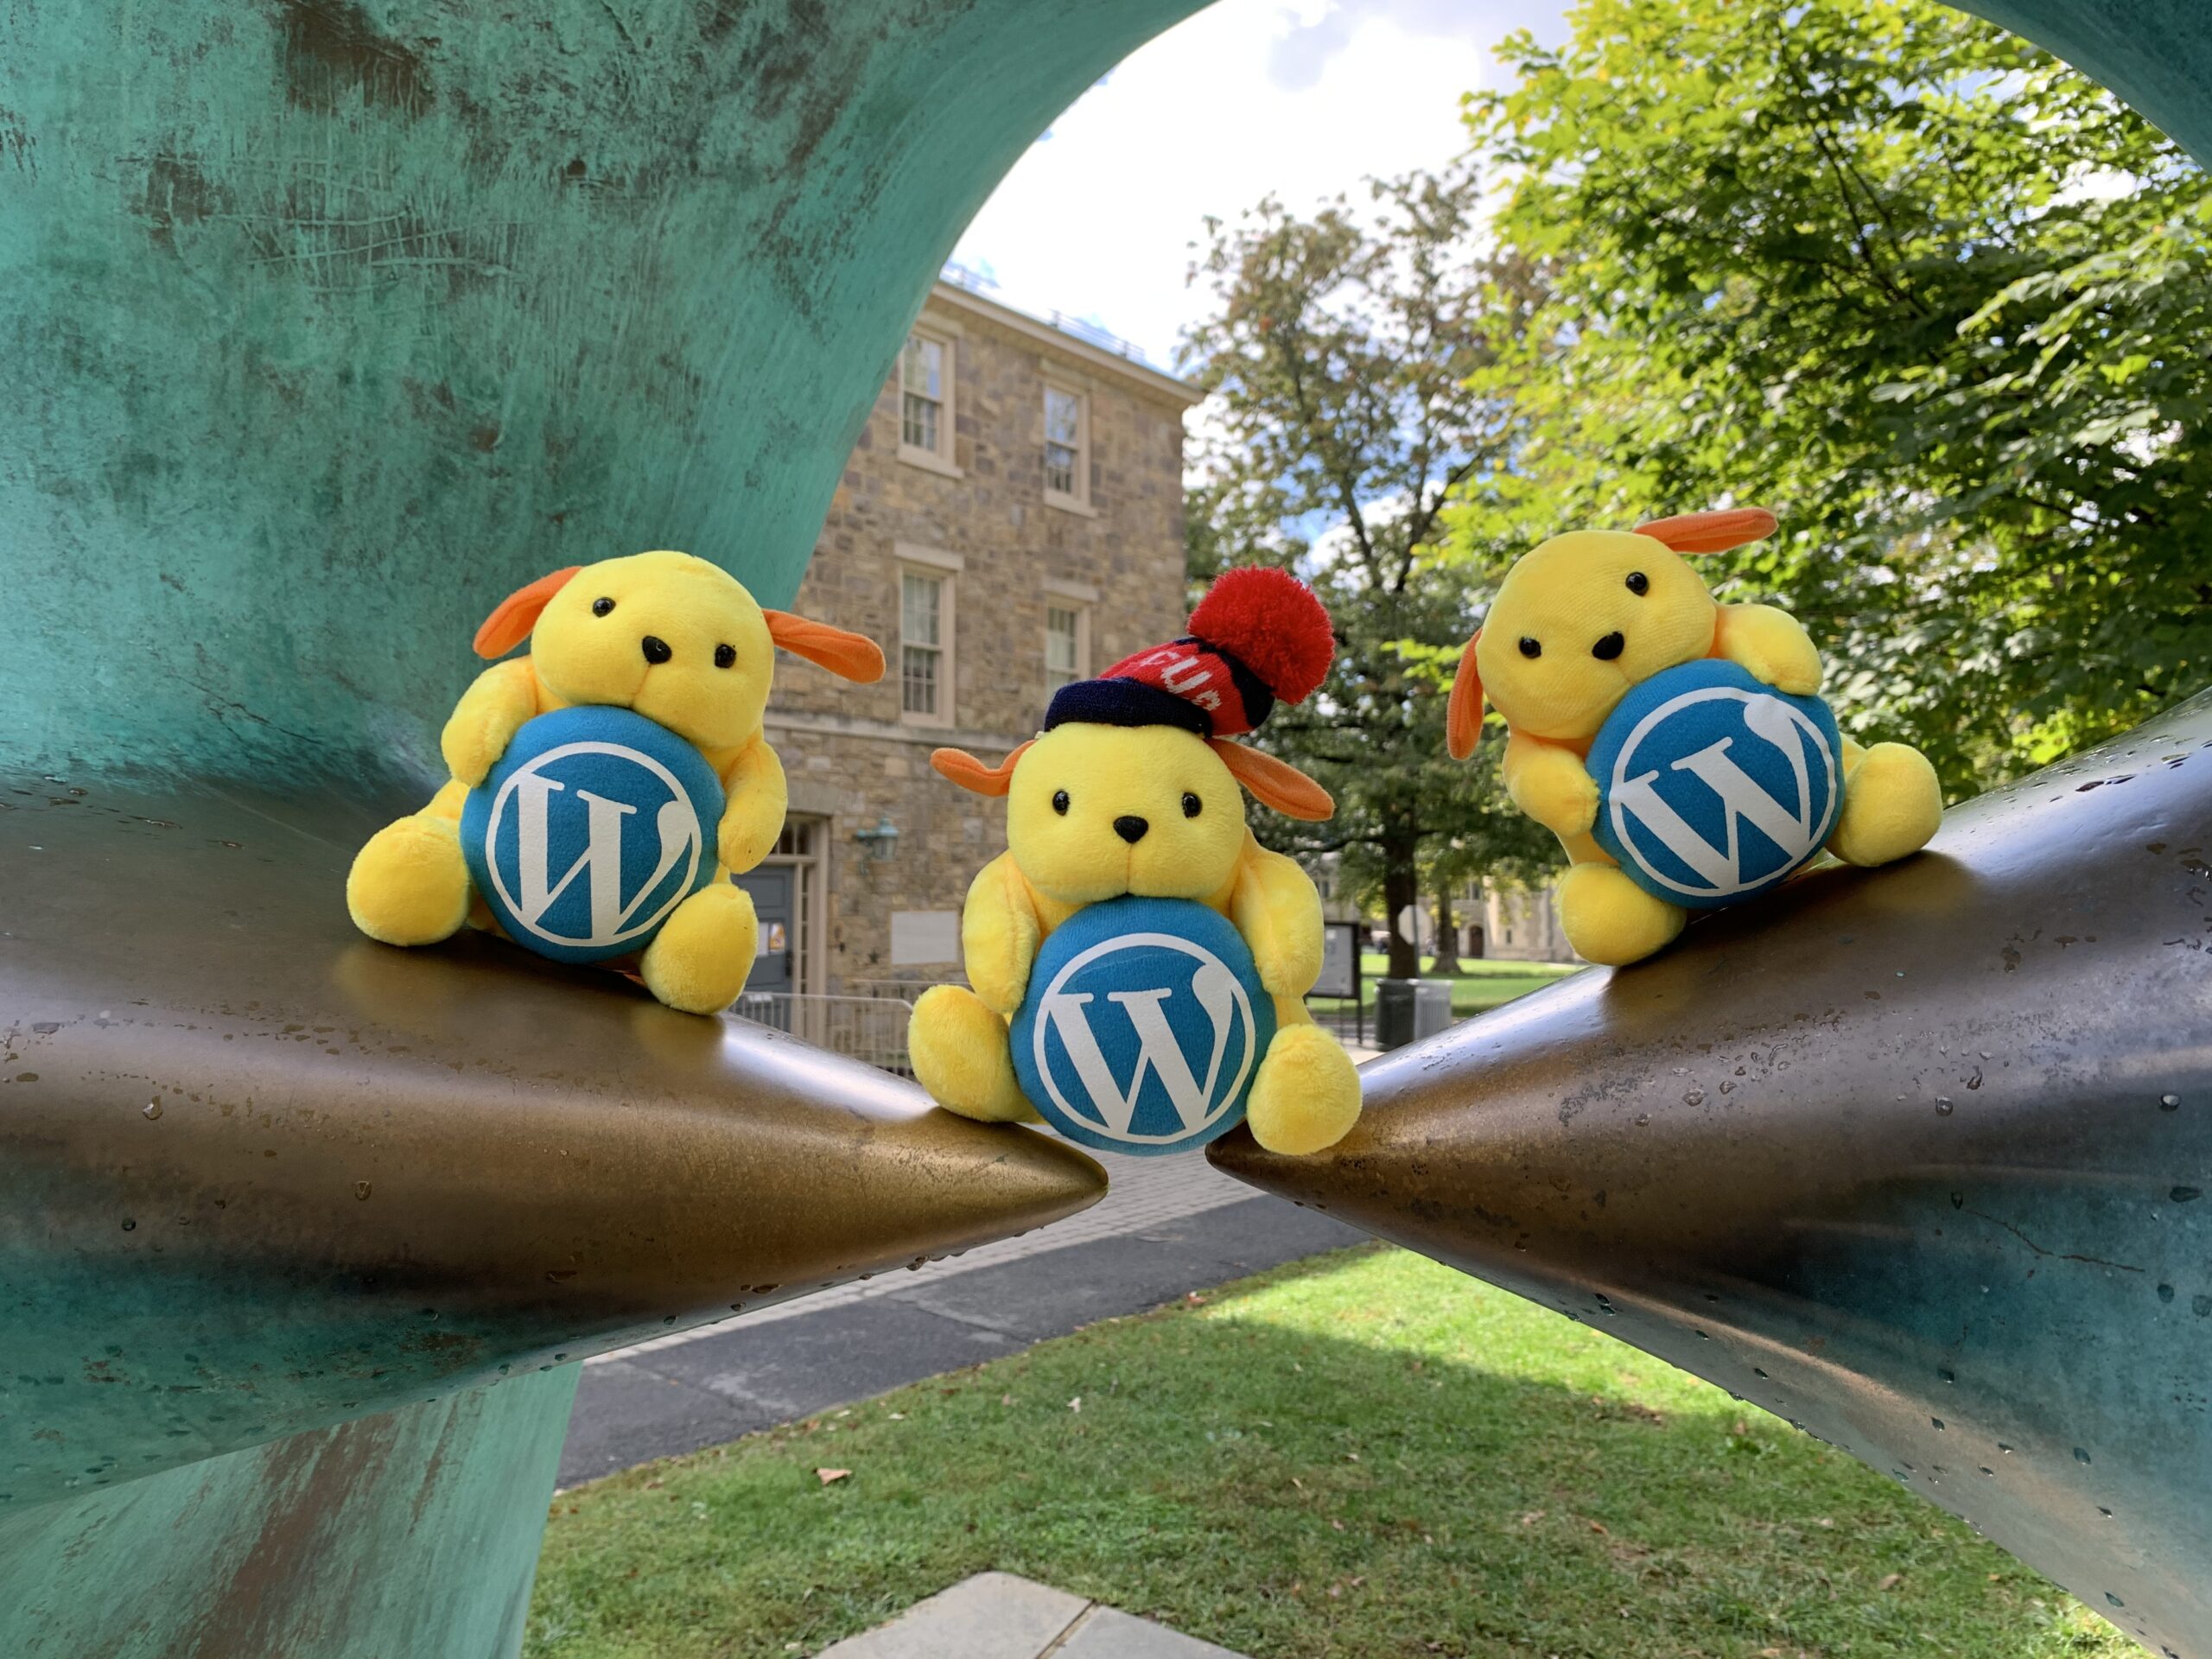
[1307, 861, 1575, 967]
[737, 278, 1202, 996]
[1474, 883, 1573, 963]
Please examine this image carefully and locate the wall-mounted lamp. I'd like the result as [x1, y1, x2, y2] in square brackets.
[853, 816, 899, 862]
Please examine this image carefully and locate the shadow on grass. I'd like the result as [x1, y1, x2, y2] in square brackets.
[528, 1247, 2123, 1659]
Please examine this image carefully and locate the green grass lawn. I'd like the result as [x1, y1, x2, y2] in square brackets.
[526, 1246, 2126, 1659]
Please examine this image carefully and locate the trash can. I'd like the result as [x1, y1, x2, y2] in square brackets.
[1375, 978, 1457, 1051]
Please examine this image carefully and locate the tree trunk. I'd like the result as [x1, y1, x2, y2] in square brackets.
[1382, 837, 1421, 979]
[1429, 887, 1463, 976]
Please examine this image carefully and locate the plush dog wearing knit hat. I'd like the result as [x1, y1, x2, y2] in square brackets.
[911, 568, 1363, 1156]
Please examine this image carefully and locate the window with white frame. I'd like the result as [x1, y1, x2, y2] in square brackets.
[1043, 385, 1088, 505]
[1045, 601, 1088, 690]
[900, 332, 955, 467]
[900, 568, 951, 723]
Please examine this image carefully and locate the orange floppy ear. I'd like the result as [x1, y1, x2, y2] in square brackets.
[1632, 507, 1779, 556]
[474, 567, 582, 658]
[1212, 741, 1333, 823]
[763, 610, 887, 683]
[931, 741, 1033, 798]
[1446, 631, 1484, 760]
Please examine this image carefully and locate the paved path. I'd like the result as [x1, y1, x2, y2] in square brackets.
[819, 1572, 1244, 1659]
[558, 1118, 1370, 1487]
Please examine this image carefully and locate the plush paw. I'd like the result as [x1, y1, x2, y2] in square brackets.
[347, 815, 472, 946]
[1715, 603, 1824, 696]
[1556, 862, 1686, 966]
[1516, 759, 1600, 839]
[1244, 1023, 1361, 1155]
[639, 881, 758, 1014]
[909, 985, 1035, 1122]
[1828, 741, 1942, 868]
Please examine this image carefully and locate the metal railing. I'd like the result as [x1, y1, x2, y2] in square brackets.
[841, 977, 957, 1006]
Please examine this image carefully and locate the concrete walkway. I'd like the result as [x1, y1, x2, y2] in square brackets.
[818, 1572, 1247, 1659]
[558, 1109, 1371, 1487]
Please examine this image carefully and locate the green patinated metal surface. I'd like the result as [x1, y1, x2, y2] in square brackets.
[0, 0, 1198, 788]
[1964, 2, 2212, 162]
[0, 1369, 578, 1658]
[2, 1, 2207, 1656]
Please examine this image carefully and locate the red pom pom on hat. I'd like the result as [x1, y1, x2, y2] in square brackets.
[1188, 566, 1334, 704]
[1050, 565, 1338, 739]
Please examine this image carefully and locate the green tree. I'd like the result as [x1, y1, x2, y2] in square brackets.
[1449, 0, 2212, 790]
[1184, 167, 1554, 978]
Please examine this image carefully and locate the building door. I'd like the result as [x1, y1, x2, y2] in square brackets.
[733, 867, 794, 995]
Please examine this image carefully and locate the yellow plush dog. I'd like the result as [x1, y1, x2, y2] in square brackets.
[1447, 508, 1942, 966]
[910, 569, 1363, 1156]
[346, 551, 883, 1013]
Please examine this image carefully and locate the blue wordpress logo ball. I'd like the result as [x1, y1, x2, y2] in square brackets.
[461, 706, 726, 963]
[1587, 659, 1843, 911]
[1012, 897, 1275, 1156]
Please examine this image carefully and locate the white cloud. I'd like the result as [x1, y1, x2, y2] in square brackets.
[951, 0, 1571, 374]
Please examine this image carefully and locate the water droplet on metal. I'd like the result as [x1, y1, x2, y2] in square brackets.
[1681, 1090, 1703, 1106]
[120, 1218, 135, 1231]
[142, 1100, 162, 1120]
[2160, 1093, 2181, 1110]
[353, 1181, 372, 1201]
[1935, 1097, 1954, 1116]
[1635, 1112, 1651, 1126]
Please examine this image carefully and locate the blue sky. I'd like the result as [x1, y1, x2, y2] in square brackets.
[952, 0, 1573, 373]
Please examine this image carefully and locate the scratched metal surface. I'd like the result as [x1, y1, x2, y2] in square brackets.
[0, 1369, 579, 1659]
[1215, 690, 2212, 1658]
[0, 777, 1109, 1511]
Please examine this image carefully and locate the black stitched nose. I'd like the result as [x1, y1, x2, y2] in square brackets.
[640, 634, 673, 665]
[1113, 815, 1149, 845]
[1592, 631, 1625, 661]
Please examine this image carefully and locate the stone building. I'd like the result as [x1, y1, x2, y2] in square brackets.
[1426, 878, 1574, 964]
[1306, 861, 1576, 967]
[736, 277, 1202, 999]
[1472, 883, 1573, 963]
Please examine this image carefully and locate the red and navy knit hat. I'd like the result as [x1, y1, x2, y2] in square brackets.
[1046, 567, 1334, 739]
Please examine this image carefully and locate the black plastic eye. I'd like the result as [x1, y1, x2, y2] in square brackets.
[713, 643, 736, 670]
[1052, 790, 1071, 816]
[1625, 570, 1650, 595]
[591, 597, 615, 617]
[1182, 791, 1203, 818]
[1518, 636, 1541, 659]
